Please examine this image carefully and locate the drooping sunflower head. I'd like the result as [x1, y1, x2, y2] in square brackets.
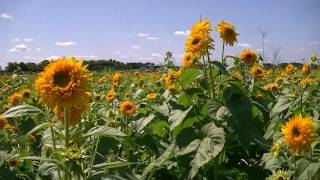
[250, 65, 264, 79]
[34, 56, 91, 110]
[146, 93, 159, 101]
[119, 100, 137, 117]
[216, 21, 239, 46]
[181, 52, 194, 69]
[285, 64, 295, 73]
[106, 89, 116, 102]
[240, 49, 257, 65]
[20, 89, 31, 99]
[112, 73, 121, 83]
[54, 105, 86, 127]
[281, 115, 316, 154]
[301, 63, 311, 74]
[185, 19, 214, 58]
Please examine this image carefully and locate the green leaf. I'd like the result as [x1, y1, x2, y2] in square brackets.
[92, 161, 136, 169]
[141, 143, 175, 180]
[189, 122, 225, 179]
[134, 113, 155, 132]
[0, 151, 9, 166]
[168, 106, 193, 131]
[211, 61, 228, 75]
[208, 100, 222, 120]
[295, 158, 320, 180]
[84, 126, 127, 138]
[177, 139, 201, 156]
[260, 152, 281, 171]
[37, 162, 58, 176]
[153, 103, 170, 116]
[270, 96, 293, 119]
[27, 122, 51, 135]
[18, 156, 61, 165]
[179, 68, 202, 86]
[223, 85, 255, 152]
[1, 104, 43, 118]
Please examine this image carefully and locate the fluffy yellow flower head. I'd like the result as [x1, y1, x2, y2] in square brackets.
[106, 89, 116, 102]
[185, 19, 214, 58]
[285, 64, 295, 73]
[216, 21, 239, 46]
[146, 93, 159, 101]
[300, 77, 313, 88]
[119, 100, 137, 116]
[281, 115, 316, 154]
[181, 52, 194, 69]
[301, 64, 311, 74]
[240, 49, 257, 65]
[250, 65, 264, 79]
[34, 56, 91, 111]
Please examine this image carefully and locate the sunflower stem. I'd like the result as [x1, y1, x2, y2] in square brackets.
[49, 121, 62, 179]
[87, 136, 99, 178]
[221, 42, 225, 64]
[206, 51, 215, 98]
[202, 57, 211, 98]
[64, 108, 70, 180]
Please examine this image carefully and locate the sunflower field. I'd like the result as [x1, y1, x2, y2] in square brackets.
[0, 19, 320, 180]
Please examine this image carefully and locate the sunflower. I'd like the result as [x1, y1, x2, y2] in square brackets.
[285, 64, 295, 73]
[301, 63, 311, 74]
[106, 89, 116, 102]
[185, 19, 214, 58]
[20, 89, 31, 99]
[134, 72, 141, 79]
[175, 70, 181, 79]
[216, 21, 238, 46]
[119, 100, 137, 116]
[34, 56, 91, 111]
[281, 115, 316, 154]
[300, 77, 313, 88]
[146, 93, 158, 100]
[181, 52, 194, 69]
[269, 170, 290, 180]
[54, 105, 86, 126]
[271, 141, 282, 157]
[8, 93, 23, 105]
[112, 73, 121, 88]
[0, 116, 7, 129]
[262, 83, 279, 92]
[240, 49, 257, 65]
[250, 65, 264, 79]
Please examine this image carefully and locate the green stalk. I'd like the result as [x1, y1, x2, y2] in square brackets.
[87, 136, 100, 178]
[221, 42, 225, 65]
[64, 108, 70, 180]
[202, 57, 211, 98]
[49, 121, 62, 179]
[206, 51, 215, 99]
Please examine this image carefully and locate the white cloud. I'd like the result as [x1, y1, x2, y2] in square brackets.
[173, 30, 190, 36]
[115, 51, 121, 55]
[74, 55, 98, 59]
[131, 45, 141, 49]
[56, 41, 77, 47]
[238, 43, 251, 48]
[35, 48, 43, 52]
[308, 41, 320, 45]
[1, 13, 13, 19]
[137, 33, 150, 37]
[9, 44, 30, 53]
[46, 55, 61, 60]
[146, 36, 159, 40]
[24, 38, 34, 42]
[11, 38, 20, 43]
[256, 48, 263, 52]
[151, 53, 161, 57]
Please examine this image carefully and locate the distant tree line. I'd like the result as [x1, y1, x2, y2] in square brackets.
[1, 59, 160, 73]
[0, 58, 316, 74]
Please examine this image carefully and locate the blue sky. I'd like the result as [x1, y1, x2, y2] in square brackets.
[0, 0, 319, 68]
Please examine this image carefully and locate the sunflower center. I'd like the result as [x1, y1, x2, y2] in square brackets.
[256, 70, 262, 74]
[192, 38, 200, 45]
[292, 127, 301, 137]
[277, 176, 285, 180]
[246, 54, 252, 59]
[53, 71, 71, 88]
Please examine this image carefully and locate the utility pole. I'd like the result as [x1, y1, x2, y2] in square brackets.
[259, 28, 271, 61]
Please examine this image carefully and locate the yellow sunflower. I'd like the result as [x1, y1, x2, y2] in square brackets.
[175, 70, 181, 79]
[20, 89, 31, 99]
[300, 77, 313, 88]
[119, 100, 137, 116]
[281, 115, 316, 154]
[216, 21, 239, 46]
[106, 89, 116, 102]
[134, 72, 141, 79]
[8, 93, 23, 105]
[301, 63, 311, 74]
[181, 52, 194, 69]
[240, 49, 257, 65]
[112, 73, 121, 88]
[285, 64, 295, 73]
[0, 116, 7, 129]
[146, 93, 159, 100]
[250, 65, 264, 79]
[270, 170, 290, 180]
[185, 19, 214, 58]
[34, 56, 91, 111]
[262, 83, 279, 92]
